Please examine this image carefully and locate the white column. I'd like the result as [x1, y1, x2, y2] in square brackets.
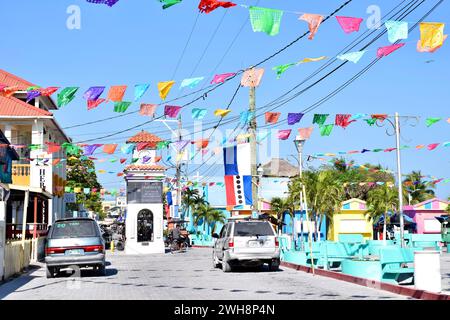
[3, 124, 12, 143]
[30, 120, 44, 189]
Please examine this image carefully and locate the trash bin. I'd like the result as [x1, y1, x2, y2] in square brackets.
[414, 250, 441, 292]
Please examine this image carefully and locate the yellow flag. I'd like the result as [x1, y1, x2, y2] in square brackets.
[298, 56, 327, 64]
[420, 22, 445, 49]
[236, 133, 251, 140]
[176, 153, 183, 162]
[157, 81, 175, 100]
[214, 109, 232, 117]
[98, 169, 106, 174]
[74, 187, 81, 193]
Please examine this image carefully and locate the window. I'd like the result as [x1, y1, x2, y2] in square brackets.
[137, 209, 154, 242]
[50, 220, 98, 239]
[233, 222, 274, 237]
[219, 224, 228, 238]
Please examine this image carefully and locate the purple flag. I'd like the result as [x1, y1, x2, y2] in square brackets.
[86, 0, 120, 6]
[83, 144, 103, 156]
[83, 87, 105, 100]
[287, 113, 304, 125]
[164, 105, 182, 118]
[175, 140, 190, 152]
[142, 156, 151, 163]
[26, 90, 42, 103]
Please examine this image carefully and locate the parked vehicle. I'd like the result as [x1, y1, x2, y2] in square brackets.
[212, 219, 280, 272]
[45, 218, 106, 278]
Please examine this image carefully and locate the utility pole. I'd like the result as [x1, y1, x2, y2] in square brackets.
[394, 112, 405, 247]
[249, 86, 258, 212]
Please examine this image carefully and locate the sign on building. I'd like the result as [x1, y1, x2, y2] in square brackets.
[64, 193, 76, 203]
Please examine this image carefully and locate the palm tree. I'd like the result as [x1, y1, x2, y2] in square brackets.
[205, 207, 226, 234]
[366, 184, 398, 242]
[270, 197, 293, 235]
[194, 203, 225, 236]
[403, 170, 435, 205]
[181, 188, 205, 220]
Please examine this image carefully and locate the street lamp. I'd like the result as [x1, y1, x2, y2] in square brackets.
[294, 136, 306, 250]
[257, 164, 264, 217]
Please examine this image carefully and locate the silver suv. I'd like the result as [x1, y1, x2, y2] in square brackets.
[212, 219, 280, 272]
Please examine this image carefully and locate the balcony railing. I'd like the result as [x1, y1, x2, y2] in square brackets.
[6, 223, 48, 240]
[12, 164, 30, 186]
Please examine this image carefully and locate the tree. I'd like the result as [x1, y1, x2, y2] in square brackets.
[193, 203, 225, 234]
[205, 207, 226, 234]
[66, 153, 104, 218]
[366, 184, 398, 242]
[403, 170, 435, 205]
[270, 197, 293, 235]
[181, 188, 206, 221]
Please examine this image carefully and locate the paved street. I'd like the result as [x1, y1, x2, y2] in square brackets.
[0, 248, 410, 300]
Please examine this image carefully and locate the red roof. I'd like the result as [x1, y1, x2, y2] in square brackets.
[0, 69, 52, 117]
[124, 164, 166, 171]
[126, 130, 163, 144]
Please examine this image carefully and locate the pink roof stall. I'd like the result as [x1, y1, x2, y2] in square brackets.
[403, 198, 449, 234]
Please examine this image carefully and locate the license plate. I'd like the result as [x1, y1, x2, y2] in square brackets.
[65, 249, 84, 255]
[248, 241, 262, 248]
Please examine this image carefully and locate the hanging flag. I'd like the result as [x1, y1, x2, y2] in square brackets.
[156, 141, 171, 149]
[223, 143, 251, 176]
[194, 139, 209, 149]
[83, 144, 102, 156]
[26, 90, 41, 103]
[257, 131, 271, 142]
[39, 87, 59, 96]
[198, 0, 236, 14]
[192, 108, 207, 120]
[335, 114, 355, 128]
[385, 21, 409, 43]
[298, 127, 313, 140]
[157, 81, 175, 100]
[121, 144, 135, 154]
[83, 86, 105, 100]
[103, 144, 118, 154]
[120, 158, 127, 164]
[241, 68, 265, 87]
[86, 0, 119, 6]
[239, 110, 255, 127]
[107, 85, 127, 102]
[299, 13, 324, 40]
[312, 114, 329, 126]
[287, 113, 304, 125]
[45, 142, 61, 154]
[140, 104, 157, 117]
[175, 140, 190, 152]
[159, 0, 182, 9]
[114, 101, 131, 113]
[214, 109, 232, 117]
[211, 73, 236, 84]
[337, 50, 366, 64]
[248, 6, 283, 36]
[350, 113, 368, 120]
[335, 16, 363, 34]
[427, 143, 440, 150]
[1, 86, 20, 97]
[57, 87, 79, 108]
[87, 98, 106, 110]
[164, 105, 182, 118]
[377, 43, 405, 58]
[180, 77, 204, 89]
[265, 112, 280, 124]
[417, 34, 447, 53]
[419, 22, 445, 50]
[384, 148, 396, 152]
[365, 118, 377, 126]
[224, 175, 253, 206]
[371, 114, 388, 122]
[109, 158, 118, 163]
[277, 129, 292, 140]
[298, 56, 327, 64]
[272, 63, 295, 79]
[425, 117, 441, 127]
[134, 84, 150, 101]
[320, 124, 333, 136]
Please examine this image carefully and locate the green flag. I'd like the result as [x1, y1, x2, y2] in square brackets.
[364, 118, 377, 126]
[57, 87, 79, 108]
[425, 117, 441, 127]
[61, 142, 82, 156]
[372, 148, 383, 152]
[114, 101, 132, 113]
[109, 158, 118, 163]
[272, 63, 295, 79]
[64, 187, 72, 192]
[159, 0, 182, 9]
[320, 124, 334, 136]
[156, 141, 171, 149]
[313, 114, 329, 126]
[249, 6, 283, 36]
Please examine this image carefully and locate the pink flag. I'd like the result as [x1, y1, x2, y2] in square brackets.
[210, 73, 236, 84]
[277, 129, 292, 140]
[164, 105, 182, 118]
[299, 13, 324, 40]
[298, 127, 313, 140]
[40, 87, 59, 96]
[140, 104, 157, 117]
[335, 16, 363, 34]
[87, 98, 106, 110]
[377, 43, 405, 58]
[427, 143, 439, 150]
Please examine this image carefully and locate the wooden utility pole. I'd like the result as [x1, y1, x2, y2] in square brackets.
[248, 86, 258, 210]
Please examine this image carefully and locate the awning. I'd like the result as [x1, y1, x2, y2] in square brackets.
[7, 184, 52, 199]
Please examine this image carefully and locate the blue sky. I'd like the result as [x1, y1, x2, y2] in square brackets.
[1, 0, 449, 202]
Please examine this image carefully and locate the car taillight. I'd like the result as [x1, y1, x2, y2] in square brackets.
[228, 238, 234, 248]
[84, 245, 104, 253]
[275, 237, 279, 247]
[45, 247, 65, 255]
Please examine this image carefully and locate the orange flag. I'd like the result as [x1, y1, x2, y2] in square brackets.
[103, 144, 118, 154]
[107, 85, 127, 102]
[265, 112, 281, 124]
[300, 13, 324, 40]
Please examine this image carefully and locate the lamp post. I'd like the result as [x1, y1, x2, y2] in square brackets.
[294, 136, 305, 251]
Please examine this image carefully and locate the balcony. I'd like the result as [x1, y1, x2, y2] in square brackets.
[12, 164, 30, 186]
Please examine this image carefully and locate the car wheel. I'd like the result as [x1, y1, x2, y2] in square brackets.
[97, 264, 106, 276]
[222, 258, 232, 273]
[46, 266, 54, 278]
[212, 252, 221, 268]
[268, 259, 280, 272]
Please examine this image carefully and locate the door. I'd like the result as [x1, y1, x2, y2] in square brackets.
[216, 224, 228, 260]
[137, 209, 153, 242]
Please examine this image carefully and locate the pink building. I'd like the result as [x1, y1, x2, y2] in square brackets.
[404, 198, 449, 234]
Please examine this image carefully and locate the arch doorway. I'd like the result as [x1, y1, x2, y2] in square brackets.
[137, 209, 153, 242]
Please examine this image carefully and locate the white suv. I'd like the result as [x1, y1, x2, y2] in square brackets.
[212, 219, 280, 272]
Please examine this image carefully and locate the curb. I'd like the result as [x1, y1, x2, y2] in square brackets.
[281, 261, 450, 300]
